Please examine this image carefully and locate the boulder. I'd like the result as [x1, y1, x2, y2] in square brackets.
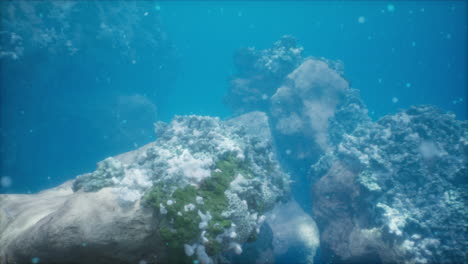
[0, 112, 291, 264]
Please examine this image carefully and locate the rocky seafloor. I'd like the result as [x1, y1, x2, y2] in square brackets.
[0, 37, 466, 264]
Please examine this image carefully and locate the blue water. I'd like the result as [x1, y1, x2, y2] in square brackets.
[0, 0, 466, 199]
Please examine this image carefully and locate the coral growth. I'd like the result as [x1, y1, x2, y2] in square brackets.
[72, 112, 290, 264]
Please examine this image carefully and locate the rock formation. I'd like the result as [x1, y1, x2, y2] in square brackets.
[226, 36, 467, 264]
[0, 112, 293, 264]
[312, 106, 467, 263]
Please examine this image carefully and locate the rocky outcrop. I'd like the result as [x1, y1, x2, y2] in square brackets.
[226, 35, 367, 181]
[227, 37, 467, 264]
[0, 112, 291, 264]
[226, 36, 372, 218]
[2, 35, 465, 264]
[311, 106, 468, 263]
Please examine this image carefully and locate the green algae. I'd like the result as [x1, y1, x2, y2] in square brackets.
[144, 153, 252, 258]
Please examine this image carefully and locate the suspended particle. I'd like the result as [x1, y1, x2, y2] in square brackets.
[387, 4, 395, 12]
[0, 176, 12, 188]
[392, 97, 399, 103]
[406, 83, 411, 88]
[31, 257, 40, 264]
[358, 16, 366, 24]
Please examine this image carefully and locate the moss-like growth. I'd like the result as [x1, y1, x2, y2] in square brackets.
[205, 240, 223, 256]
[144, 153, 254, 259]
[144, 184, 170, 208]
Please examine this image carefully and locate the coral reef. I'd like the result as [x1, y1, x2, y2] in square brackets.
[227, 36, 467, 264]
[312, 106, 467, 263]
[2, 36, 465, 264]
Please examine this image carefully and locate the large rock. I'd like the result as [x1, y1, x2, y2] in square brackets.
[227, 37, 467, 263]
[225, 199, 320, 264]
[0, 112, 291, 264]
[266, 199, 320, 264]
[226, 36, 369, 210]
[311, 106, 468, 263]
[0, 182, 157, 264]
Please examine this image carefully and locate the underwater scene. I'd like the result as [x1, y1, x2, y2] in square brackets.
[0, 1, 466, 264]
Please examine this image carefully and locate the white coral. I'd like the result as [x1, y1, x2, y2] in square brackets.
[377, 203, 406, 236]
[166, 149, 213, 184]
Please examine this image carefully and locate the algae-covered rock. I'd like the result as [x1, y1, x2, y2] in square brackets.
[139, 112, 290, 263]
[0, 112, 290, 264]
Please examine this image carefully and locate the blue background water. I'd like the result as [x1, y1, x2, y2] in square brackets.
[0, 1, 466, 196]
